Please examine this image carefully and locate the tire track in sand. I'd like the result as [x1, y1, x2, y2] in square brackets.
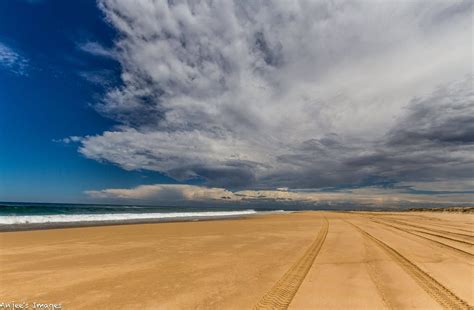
[369, 213, 473, 234]
[346, 220, 471, 310]
[370, 219, 473, 260]
[405, 217, 474, 235]
[389, 219, 474, 241]
[379, 218, 474, 246]
[364, 247, 396, 310]
[254, 217, 329, 310]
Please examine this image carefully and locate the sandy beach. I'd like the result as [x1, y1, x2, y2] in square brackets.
[0, 211, 472, 309]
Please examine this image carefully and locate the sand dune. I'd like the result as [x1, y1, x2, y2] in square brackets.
[0, 212, 472, 309]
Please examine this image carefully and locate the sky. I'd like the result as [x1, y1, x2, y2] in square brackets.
[0, 0, 473, 207]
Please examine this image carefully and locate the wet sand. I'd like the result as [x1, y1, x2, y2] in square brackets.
[0, 211, 472, 309]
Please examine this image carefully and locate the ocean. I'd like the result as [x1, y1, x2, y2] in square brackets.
[0, 201, 287, 229]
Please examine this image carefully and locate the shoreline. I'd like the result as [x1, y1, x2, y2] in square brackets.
[0, 212, 287, 233]
[1, 208, 472, 232]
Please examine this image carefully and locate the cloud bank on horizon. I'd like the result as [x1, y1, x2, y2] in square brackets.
[76, 0, 473, 205]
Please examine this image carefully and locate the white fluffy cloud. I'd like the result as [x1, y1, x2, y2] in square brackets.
[77, 0, 473, 195]
[0, 42, 28, 75]
[86, 184, 237, 201]
[86, 184, 474, 206]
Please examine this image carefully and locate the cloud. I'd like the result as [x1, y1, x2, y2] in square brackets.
[56, 136, 82, 144]
[78, 69, 116, 86]
[399, 180, 474, 193]
[0, 42, 29, 76]
[76, 0, 472, 195]
[78, 41, 116, 58]
[86, 184, 238, 202]
[86, 184, 474, 206]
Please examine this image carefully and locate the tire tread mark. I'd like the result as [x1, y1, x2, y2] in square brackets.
[408, 230, 473, 246]
[407, 218, 473, 235]
[366, 214, 473, 235]
[254, 218, 329, 310]
[371, 219, 474, 260]
[364, 246, 395, 309]
[346, 220, 471, 310]
[390, 219, 474, 241]
[380, 219, 474, 246]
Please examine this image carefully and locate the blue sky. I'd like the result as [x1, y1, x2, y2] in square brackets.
[1, 0, 472, 206]
[0, 0, 176, 203]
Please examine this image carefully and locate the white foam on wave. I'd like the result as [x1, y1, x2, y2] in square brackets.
[0, 210, 280, 225]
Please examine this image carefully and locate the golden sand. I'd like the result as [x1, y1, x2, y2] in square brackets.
[0, 212, 472, 309]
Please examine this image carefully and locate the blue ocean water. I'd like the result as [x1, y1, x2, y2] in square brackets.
[0, 201, 286, 225]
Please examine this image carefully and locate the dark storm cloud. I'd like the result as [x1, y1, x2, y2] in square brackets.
[260, 77, 474, 190]
[381, 78, 474, 181]
[76, 0, 472, 201]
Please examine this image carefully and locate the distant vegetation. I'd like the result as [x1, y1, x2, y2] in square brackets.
[407, 207, 474, 213]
